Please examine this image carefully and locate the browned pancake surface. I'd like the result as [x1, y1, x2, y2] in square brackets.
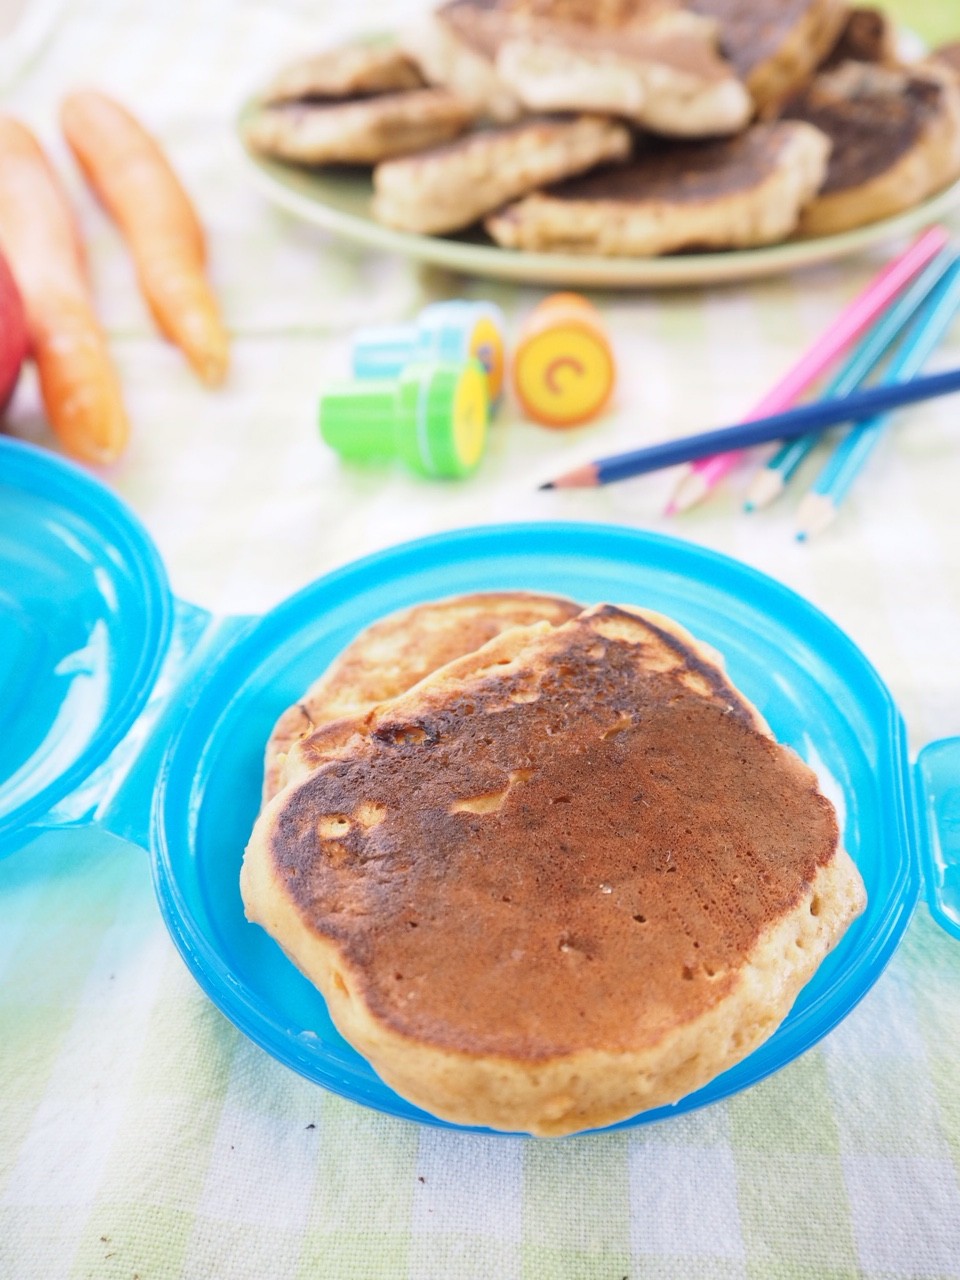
[689, 0, 848, 110]
[269, 606, 839, 1060]
[372, 113, 631, 233]
[783, 64, 949, 194]
[534, 122, 803, 205]
[261, 44, 425, 105]
[439, 0, 721, 74]
[263, 591, 582, 803]
[931, 43, 960, 80]
[689, 0, 816, 81]
[821, 7, 898, 70]
[243, 89, 474, 166]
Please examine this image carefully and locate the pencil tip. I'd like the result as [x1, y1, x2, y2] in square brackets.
[795, 493, 837, 541]
[538, 482, 554, 490]
[665, 470, 711, 516]
[744, 468, 786, 512]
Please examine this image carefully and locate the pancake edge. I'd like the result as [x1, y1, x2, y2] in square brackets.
[241, 822, 864, 1136]
[794, 65, 960, 236]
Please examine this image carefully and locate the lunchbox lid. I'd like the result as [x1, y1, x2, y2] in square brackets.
[0, 438, 173, 854]
[915, 737, 960, 940]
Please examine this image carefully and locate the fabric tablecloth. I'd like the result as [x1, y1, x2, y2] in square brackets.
[3, 1, 960, 1276]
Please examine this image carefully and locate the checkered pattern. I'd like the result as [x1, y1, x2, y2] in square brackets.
[2, 0, 960, 1276]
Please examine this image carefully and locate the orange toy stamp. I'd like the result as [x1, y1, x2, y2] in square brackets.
[513, 293, 615, 427]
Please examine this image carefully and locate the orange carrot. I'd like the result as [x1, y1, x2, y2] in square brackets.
[0, 116, 130, 465]
[60, 89, 229, 387]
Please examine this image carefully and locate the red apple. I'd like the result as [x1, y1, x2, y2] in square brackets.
[0, 246, 28, 414]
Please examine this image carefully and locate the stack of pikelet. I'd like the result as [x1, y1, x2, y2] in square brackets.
[241, 592, 866, 1135]
[242, 0, 960, 256]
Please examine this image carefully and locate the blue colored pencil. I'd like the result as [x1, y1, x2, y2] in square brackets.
[796, 258, 960, 540]
[744, 247, 959, 511]
[539, 364, 960, 490]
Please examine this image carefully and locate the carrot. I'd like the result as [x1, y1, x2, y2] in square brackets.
[0, 116, 130, 465]
[60, 89, 229, 387]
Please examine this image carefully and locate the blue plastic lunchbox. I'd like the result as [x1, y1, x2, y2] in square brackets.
[2, 435, 958, 1134]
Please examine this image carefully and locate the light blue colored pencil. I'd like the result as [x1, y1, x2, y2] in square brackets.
[744, 246, 959, 511]
[796, 257, 960, 540]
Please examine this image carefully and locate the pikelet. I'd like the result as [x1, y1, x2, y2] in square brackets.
[243, 34, 476, 167]
[371, 114, 632, 235]
[242, 89, 475, 167]
[262, 591, 583, 805]
[782, 60, 960, 236]
[689, 0, 849, 113]
[407, 0, 752, 136]
[485, 121, 831, 256]
[258, 43, 427, 105]
[242, 604, 866, 1136]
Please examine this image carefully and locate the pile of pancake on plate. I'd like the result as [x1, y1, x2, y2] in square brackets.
[241, 593, 866, 1135]
[242, 0, 960, 256]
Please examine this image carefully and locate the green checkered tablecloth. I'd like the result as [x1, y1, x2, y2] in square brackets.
[3, 1, 960, 1276]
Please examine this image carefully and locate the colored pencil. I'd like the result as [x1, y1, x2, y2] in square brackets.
[796, 258, 960, 540]
[662, 224, 951, 514]
[538, 365, 960, 490]
[744, 246, 959, 511]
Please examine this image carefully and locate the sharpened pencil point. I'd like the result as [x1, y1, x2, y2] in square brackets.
[541, 462, 601, 489]
[665, 470, 711, 515]
[795, 492, 838, 541]
[744, 466, 787, 512]
[538, 481, 554, 490]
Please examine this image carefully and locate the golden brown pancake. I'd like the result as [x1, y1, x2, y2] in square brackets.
[242, 89, 475, 166]
[242, 604, 866, 1136]
[929, 43, 960, 84]
[820, 8, 900, 71]
[259, 43, 426, 106]
[262, 591, 582, 805]
[485, 120, 830, 255]
[371, 114, 632, 234]
[781, 61, 960, 236]
[400, 8, 523, 122]
[418, 0, 752, 136]
[689, 0, 848, 113]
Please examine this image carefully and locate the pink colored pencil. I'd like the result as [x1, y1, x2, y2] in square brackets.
[664, 224, 951, 515]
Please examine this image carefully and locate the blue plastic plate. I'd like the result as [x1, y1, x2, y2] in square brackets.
[149, 522, 919, 1133]
[0, 437, 933, 1134]
[0, 440, 172, 854]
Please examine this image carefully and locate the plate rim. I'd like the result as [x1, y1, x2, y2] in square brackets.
[149, 519, 920, 1135]
[236, 125, 960, 289]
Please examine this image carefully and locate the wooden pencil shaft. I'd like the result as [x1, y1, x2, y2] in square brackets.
[823, 249, 958, 398]
[680, 225, 951, 494]
[735, 226, 951, 421]
[809, 262, 960, 503]
[759, 251, 958, 489]
[596, 366, 960, 484]
[815, 420, 888, 504]
[767, 434, 818, 481]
